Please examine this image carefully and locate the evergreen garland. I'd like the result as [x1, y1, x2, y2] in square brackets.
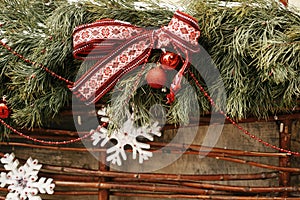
[191, 0, 300, 119]
[0, 0, 299, 136]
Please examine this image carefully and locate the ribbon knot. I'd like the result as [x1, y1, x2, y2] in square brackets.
[70, 10, 200, 105]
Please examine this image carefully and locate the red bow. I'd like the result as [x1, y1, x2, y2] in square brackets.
[69, 10, 200, 105]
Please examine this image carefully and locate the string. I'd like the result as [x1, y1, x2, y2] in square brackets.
[0, 40, 74, 85]
[1, 29, 299, 154]
[0, 118, 98, 145]
[188, 69, 300, 156]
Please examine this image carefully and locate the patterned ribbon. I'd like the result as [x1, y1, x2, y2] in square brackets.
[69, 10, 200, 105]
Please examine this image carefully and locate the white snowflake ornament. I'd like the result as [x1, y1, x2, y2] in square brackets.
[91, 111, 161, 166]
[0, 153, 55, 200]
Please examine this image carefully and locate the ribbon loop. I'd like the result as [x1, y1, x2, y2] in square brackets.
[70, 10, 200, 105]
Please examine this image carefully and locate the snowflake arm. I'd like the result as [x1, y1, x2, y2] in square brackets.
[106, 143, 127, 166]
[90, 126, 109, 146]
[29, 177, 55, 194]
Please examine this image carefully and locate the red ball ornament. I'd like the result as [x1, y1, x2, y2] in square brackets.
[0, 101, 10, 119]
[146, 66, 167, 89]
[160, 51, 180, 70]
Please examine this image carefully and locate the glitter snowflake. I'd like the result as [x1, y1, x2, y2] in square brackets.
[0, 153, 55, 200]
[91, 109, 161, 166]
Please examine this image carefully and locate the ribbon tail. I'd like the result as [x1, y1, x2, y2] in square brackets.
[167, 51, 189, 104]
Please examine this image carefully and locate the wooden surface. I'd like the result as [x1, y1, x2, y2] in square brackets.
[0, 119, 300, 199]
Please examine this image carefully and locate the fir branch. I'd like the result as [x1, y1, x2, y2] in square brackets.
[191, 0, 300, 119]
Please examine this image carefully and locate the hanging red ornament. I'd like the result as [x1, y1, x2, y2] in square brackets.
[0, 97, 10, 119]
[160, 51, 180, 70]
[279, 0, 288, 7]
[146, 66, 167, 89]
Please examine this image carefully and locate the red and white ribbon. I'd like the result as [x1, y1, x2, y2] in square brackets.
[69, 10, 200, 105]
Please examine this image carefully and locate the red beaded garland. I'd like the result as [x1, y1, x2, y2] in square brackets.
[0, 40, 74, 85]
[187, 69, 299, 156]
[0, 25, 299, 156]
[0, 118, 100, 145]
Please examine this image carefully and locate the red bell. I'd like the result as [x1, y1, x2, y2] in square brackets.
[160, 51, 180, 70]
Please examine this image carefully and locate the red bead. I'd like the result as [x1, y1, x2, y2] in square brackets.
[160, 51, 180, 70]
[146, 66, 167, 89]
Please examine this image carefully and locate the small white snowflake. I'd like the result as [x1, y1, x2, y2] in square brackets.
[0, 153, 55, 200]
[91, 111, 161, 166]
